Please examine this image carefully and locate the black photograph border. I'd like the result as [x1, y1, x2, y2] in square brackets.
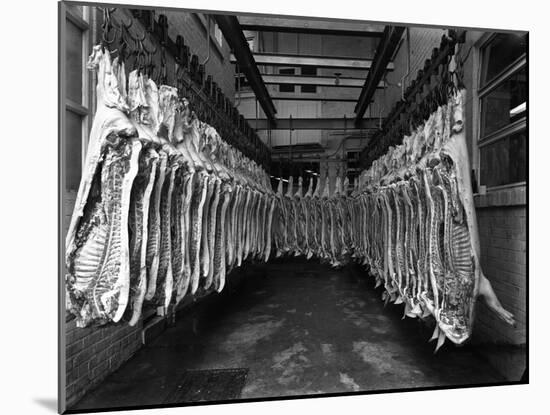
[58, 1, 529, 413]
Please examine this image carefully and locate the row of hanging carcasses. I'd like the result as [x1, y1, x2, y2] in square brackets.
[272, 174, 354, 268]
[65, 45, 277, 328]
[271, 90, 498, 349]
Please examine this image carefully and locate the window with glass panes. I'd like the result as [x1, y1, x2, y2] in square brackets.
[300, 66, 317, 93]
[279, 68, 295, 93]
[61, 3, 92, 192]
[478, 33, 527, 188]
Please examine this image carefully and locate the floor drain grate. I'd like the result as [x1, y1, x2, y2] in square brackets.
[163, 368, 249, 403]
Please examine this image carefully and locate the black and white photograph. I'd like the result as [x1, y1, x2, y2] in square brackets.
[57, 0, 528, 413]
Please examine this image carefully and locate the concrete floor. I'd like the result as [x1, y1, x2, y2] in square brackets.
[72, 258, 504, 411]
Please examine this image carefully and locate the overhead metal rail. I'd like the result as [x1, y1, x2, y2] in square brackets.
[251, 117, 378, 130]
[272, 143, 326, 154]
[269, 97, 359, 102]
[354, 25, 405, 125]
[231, 52, 395, 70]
[213, 14, 277, 127]
[240, 25, 384, 38]
[259, 74, 386, 88]
[237, 91, 360, 102]
[124, 9, 270, 167]
[358, 31, 466, 168]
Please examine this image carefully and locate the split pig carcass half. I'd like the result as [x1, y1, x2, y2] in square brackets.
[65, 45, 277, 328]
[65, 46, 141, 327]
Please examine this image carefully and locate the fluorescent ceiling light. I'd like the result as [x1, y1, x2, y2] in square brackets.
[510, 102, 526, 117]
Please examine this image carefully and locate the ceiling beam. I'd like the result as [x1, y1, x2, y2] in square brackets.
[238, 16, 385, 37]
[250, 117, 378, 130]
[270, 97, 358, 102]
[237, 91, 359, 102]
[354, 25, 405, 126]
[231, 52, 394, 70]
[258, 74, 385, 88]
[241, 24, 384, 38]
[213, 14, 277, 127]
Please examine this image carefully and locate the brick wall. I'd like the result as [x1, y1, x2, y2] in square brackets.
[471, 202, 527, 381]
[65, 318, 144, 408]
[407, 28, 447, 82]
[104, 9, 235, 101]
[165, 12, 235, 99]
[474, 204, 527, 345]
[374, 27, 447, 117]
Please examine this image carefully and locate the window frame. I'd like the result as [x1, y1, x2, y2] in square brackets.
[279, 67, 296, 93]
[61, 3, 93, 191]
[300, 65, 318, 94]
[475, 32, 527, 191]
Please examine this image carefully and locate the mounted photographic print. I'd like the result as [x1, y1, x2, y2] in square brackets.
[59, 0, 528, 413]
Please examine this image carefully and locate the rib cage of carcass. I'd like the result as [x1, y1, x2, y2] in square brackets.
[65, 45, 277, 328]
[271, 90, 514, 350]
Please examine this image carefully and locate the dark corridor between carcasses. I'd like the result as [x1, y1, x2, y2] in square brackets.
[71, 258, 504, 412]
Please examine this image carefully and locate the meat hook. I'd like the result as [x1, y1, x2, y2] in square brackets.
[101, 22, 118, 46]
[121, 15, 133, 30]
[134, 30, 147, 44]
[142, 41, 157, 56]
[134, 49, 147, 74]
[159, 47, 168, 84]
[146, 51, 158, 80]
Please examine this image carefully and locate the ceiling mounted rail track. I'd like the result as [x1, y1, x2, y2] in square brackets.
[213, 14, 278, 128]
[251, 117, 378, 130]
[231, 52, 394, 70]
[238, 16, 385, 38]
[354, 25, 406, 126]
